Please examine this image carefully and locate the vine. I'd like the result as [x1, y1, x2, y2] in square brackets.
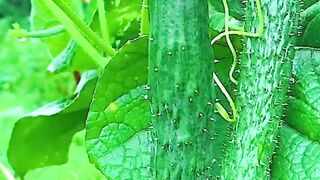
[212, 0, 264, 123]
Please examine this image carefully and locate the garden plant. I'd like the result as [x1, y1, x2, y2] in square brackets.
[0, 0, 320, 179]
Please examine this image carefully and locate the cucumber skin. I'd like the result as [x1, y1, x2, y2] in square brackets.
[221, 0, 300, 179]
[148, 0, 220, 178]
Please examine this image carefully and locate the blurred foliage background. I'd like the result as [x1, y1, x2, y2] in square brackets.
[0, 0, 105, 179]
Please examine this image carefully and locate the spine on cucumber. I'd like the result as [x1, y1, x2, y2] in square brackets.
[221, 0, 300, 179]
[148, 0, 218, 178]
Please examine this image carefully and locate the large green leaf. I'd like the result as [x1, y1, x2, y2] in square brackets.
[271, 125, 320, 179]
[85, 36, 148, 120]
[0, 33, 75, 178]
[85, 37, 148, 178]
[7, 71, 98, 177]
[24, 131, 106, 180]
[86, 87, 151, 179]
[285, 49, 320, 142]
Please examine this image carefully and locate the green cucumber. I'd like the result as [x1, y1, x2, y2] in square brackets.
[148, 0, 220, 178]
[221, 0, 300, 179]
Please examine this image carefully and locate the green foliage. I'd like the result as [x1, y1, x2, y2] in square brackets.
[85, 37, 148, 177]
[271, 125, 320, 179]
[209, 0, 244, 20]
[286, 49, 320, 142]
[30, 0, 83, 56]
[90, 0, 142, 48]
[8, 72, 98, 176]
[1, 0, 320, 179]
[24, 131, 106, 180]
[86, 87, 151, 179]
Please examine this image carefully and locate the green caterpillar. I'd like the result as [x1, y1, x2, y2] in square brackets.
[221, 0, 300, 179]
[148, 0, 221, 178]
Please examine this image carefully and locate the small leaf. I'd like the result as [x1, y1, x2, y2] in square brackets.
[7, 71, 98, 177]
[86, 87, 152, 179]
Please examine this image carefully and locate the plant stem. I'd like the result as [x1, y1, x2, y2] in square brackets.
[140, 0, 149, 35]
[213, 73, 237, 123]
[0, 163, 15, 180]
[97, 0, 110, 44]
[52, 0, 116, 56]
[10, 24, 65, 39]
[41, 0, 107, 67]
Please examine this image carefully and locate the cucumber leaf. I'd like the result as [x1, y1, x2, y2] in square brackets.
[24, 131, 106, 180]
[285, 48, 320, 142]
[299, 14, 320, 48]
[7, 71, 98, 177]
[298, 1, 320, 48]
[86, 87, 151, 179]
[271, 125, 320, 179]
[85, 37, 149, 178]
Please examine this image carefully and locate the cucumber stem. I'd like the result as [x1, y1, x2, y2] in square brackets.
[213, 73, 237, 123]
[211, 0, 264, 84]
[41, 0, 107, 67]
[52, 0, 116, 56]
[10, 23, 65, 39]
[97, 0, 110, 45]
[140, 0, 149, 35]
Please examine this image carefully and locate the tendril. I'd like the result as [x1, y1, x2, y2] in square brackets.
[211, 0, 264, 122]
[213, 73, 237, 123]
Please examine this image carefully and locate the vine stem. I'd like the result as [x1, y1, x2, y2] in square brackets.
[52, 0, 116, 56]
[211, 0, 264, 122]
[140, 0, 149, 35]
[41, 0, 107, 67]
[213, 73, 237, 123]
[0, 163, 14, 180]
[212, 0, 264, 85]
[10, 24, 65, 38]
[97, 0, 110, 44]
[222, 0, 238, 85]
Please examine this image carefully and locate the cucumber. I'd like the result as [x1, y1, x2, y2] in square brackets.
[221, 0, 300, 179]
[148, 0, 220, 178]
